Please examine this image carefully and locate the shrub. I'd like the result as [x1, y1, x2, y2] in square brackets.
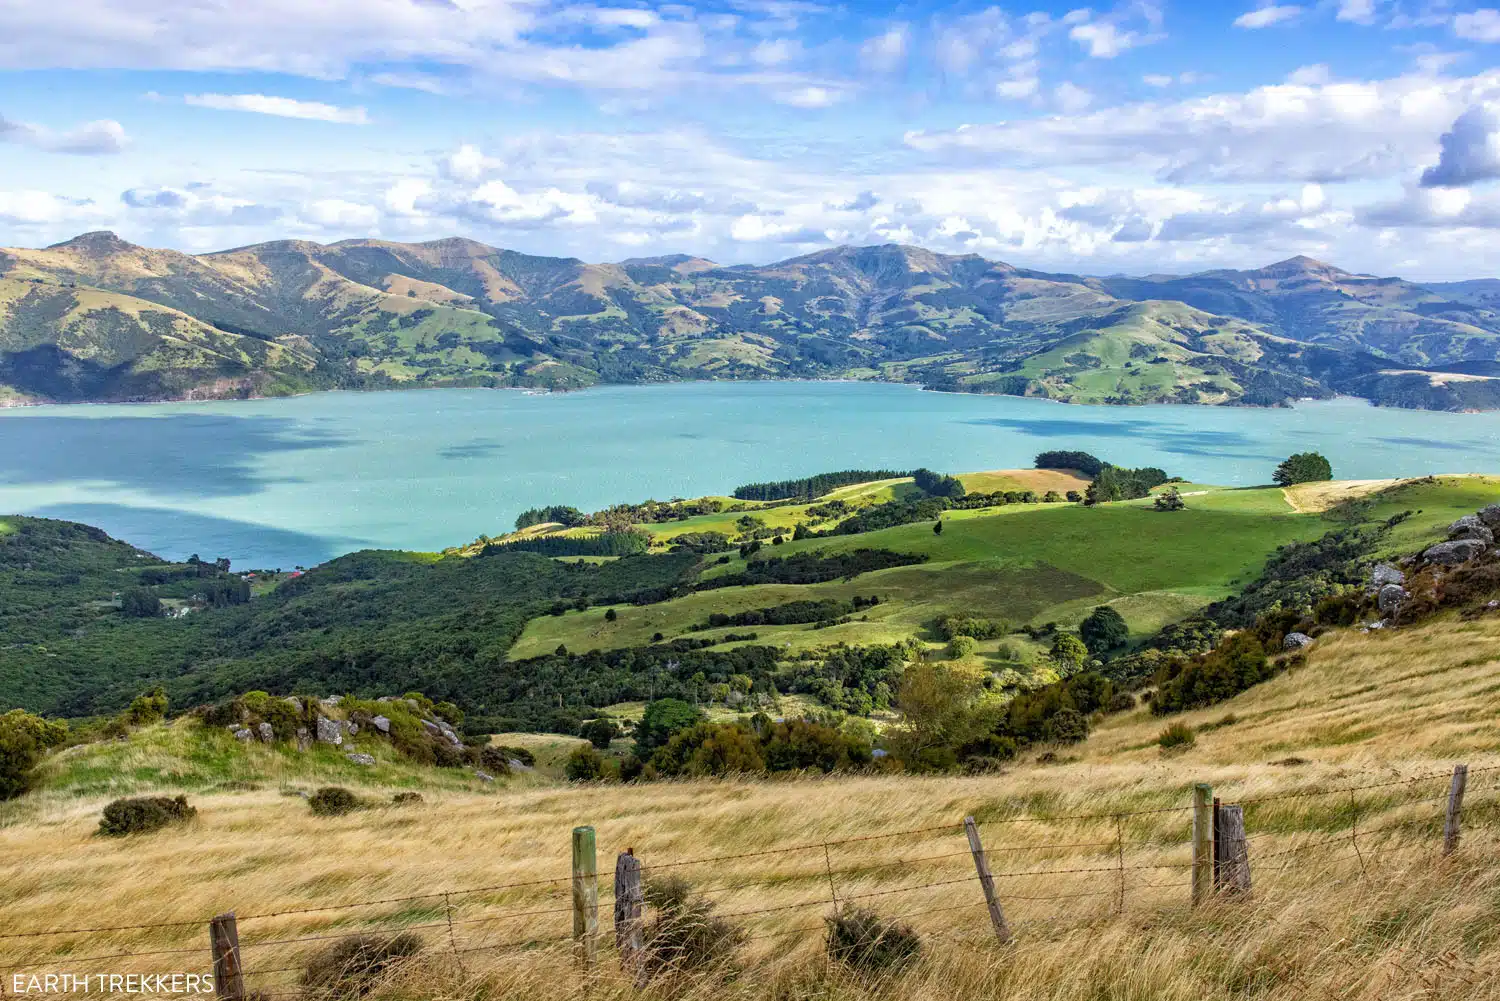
[826, 906, 922, 972]
[308, 787, 361, 816]
[1154, 487, 1187, 512]
[605, 608, 618, 622]
[0, 709, 66, 800]
[391, 792, 423, 805]
[300, 933, 423, 997]
[634, 698, 704, 753]
[98, 795, 196, 837]
[1050, 633, 1088, 673]
[1044, 707, 1089, 744]
[565, 744, 605, 782]
[126, 686, 169, 725]
[119, 588, 162, 618]
[1152, 632, 1271, 715]
[946, 635, 978, 659]
[652, 722, 766, 777]
[581, 718, 618, 749]
[477, 746, 514, 775]
[641, 876, 745, 977]
[1157, 722, 1197, 751]
[1106, 692, 1137, 713]
[494, 745, 535, 767]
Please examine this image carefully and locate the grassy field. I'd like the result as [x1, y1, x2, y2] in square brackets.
[3, 611, 1498, 1001]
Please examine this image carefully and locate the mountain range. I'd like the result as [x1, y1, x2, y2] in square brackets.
[3, 232, 1499, 410]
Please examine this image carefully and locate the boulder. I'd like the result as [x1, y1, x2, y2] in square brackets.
[315, 716, 343, 746]
[507, 759, 531, 771]
[371, 715, 391, 734]
[1449, 515, 1495, 546]
[233, 728, 253, 742]
[1283, 632, 1313, 651]
[320, 695, 343, 708]
[342, 720, 359, 736]
[1424, 539, 1487, 566]
[256, 721, 275, 743]
[345, 753, 376, 766]
[1369, 563, 1405, 588]
[473, 770, 496, 782]
[1377, 584, 1408, 615]
[283, 697, 302, 711]
[295, 727, 311, 751]
[1478, 503, 1500, 529]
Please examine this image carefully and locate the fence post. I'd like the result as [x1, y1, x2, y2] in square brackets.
[572, 826, 598, 970]
[614, 849, 644, 978]
[1191, 783, 1214, 907]
[1444, 764, 1469, 856]
[964, 816, 1011, 944]
[1213, 803, 1251, 895]
[208, 912, 244, 1001]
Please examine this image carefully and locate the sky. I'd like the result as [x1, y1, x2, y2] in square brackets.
[8, 1, 1500, 278]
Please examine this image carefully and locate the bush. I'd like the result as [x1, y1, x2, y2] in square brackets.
[300, 933, 423, 997]
[1157, 722, 1197, 751]
[946, 635, 978, 659]
[1044, 707, 1089, 744]
[308, 787, 361, 816]
[391, 792, 423, 805]
[565, 744, 605, 781]
[635, 698, 705, 753]
[477, 746, 514, 775]
[1152, 632, 1272, 714]
[1154, 486, 1187, 511]
[641, 876, 745, 977]
[1079, 606, 1129, 655]
[826, 906, 922, 972]
[1106, 692, 1137, 713]
[0, 709, 66, 801]
[494, 745, 535, 767]
[581, 717, 618, 750]
[98, 795, 196, 837]
[126, 686, 169, 725]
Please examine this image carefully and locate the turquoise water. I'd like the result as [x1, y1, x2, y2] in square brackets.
[2, 382, 1499, 569]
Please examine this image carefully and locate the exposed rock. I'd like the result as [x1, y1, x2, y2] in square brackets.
[295, 727, 311, 751]
[233, 728, 253, 742]
[507, 759, 531, 771]
[1377, 584, 1408, 615]
[1479, 503, 1500, 529]
[376, 696, 393, 703]
[315, 716, 343, 746]
[345, 753, 376, 766]
[404, 699, 421, 710]
[283, 697, 302, 711]
[1424, 539, 1487, 566]
[371, 715, 391, 734]
[1369, 563, 1405, 588]
[473, 770, 496, 782]
[1449, 515, 1495, 546]
[257, 722, 275, 743]
[320, 695, 343, 708]
[1283, 632, 1313, 650]
[342, 720, 359, 736]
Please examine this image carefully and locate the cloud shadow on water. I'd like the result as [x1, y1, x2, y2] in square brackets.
[438, 438, 505, 460]
[1376, 436, 1492, 454]
[963, 416, 1272, 458]
[0, 414, 357, 497]
[25, 503, 365, 569]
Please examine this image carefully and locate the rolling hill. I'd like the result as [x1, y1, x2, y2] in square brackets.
[3, 234, 1500, 409]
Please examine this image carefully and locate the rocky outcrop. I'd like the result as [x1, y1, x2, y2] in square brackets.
[1423, 539, 1488, 566]
[1370, 564, 1405, 588]
[1478, 503, 1500, 528]
[1283, 632, 1313, 650]
[345, 752, 376, 766]
[315, 716, 343, 746]
[1449, 515, 1495, 546]
[1377, 584, 1408, 615]
[233, 727, 253, 741]
[256, 722, 275, 743]
[371, 715, 391, 734]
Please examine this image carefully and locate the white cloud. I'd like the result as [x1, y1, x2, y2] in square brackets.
[1454, 9, 1500, 42]
[1069, 21, 1138, 59]
[0, 189, 97, 224]
[997, 76, 1041, 99]
[0, 113, 126, 153]
[1287, 64, 1331, 86]
[1336, 0, 1376, 25]
[1233, 5, 1302, 29]
[776, 86, 840, 108]
[1420, 105, 1500, 187]
[750, 38, 798, 67]
[302, 198, 380, 229]
[858, 26, 907, 73]
[1054, 82, 1093, 113]
[184, 93, 370, 124]
[1143, 74, 1174, 88]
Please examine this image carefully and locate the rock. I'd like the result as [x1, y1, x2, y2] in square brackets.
[295, 727, 311, 751]
[315, 716, 343, 746]
[1424, 539, 1487, 566]
[1377, 584, 1408, 615]
[1283, 632, 1313, 650]
[283, 697, 302, 710]
[1449, 515, 1495, 546]
[507, 759, 531, 771]
[342, 720, 358, 736]
[376, 696, 392, 703]
[1370, 563, 1405, 588]
[1479, 503, 1500, 528]
[257, 722, 275, 743]
[233, 728, 253, 741]
[371, 715, 391, 734]
[345, 752, 376, 766]
[320, 695, 343, 708]
[473, 770, 496, 782]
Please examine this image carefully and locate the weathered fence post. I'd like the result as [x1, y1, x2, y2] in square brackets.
[1444, 764, 1469, 856]
[614, 849, 644, 978]
[964, 816, 1011, 944]
[1191, 783, 1214, 907]
[208, 912, 245, 1001]
[572, 826, 598, 970]
[1213, 803, 1251, 895]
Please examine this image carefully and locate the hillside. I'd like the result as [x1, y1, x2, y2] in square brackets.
[1, 594, 1497, 1001]
[3, 236, 1498, 408]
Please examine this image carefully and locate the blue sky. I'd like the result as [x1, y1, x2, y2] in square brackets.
[5, 0, 1500, 277]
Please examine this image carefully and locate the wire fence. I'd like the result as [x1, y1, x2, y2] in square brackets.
[1, 763, 1493, 998]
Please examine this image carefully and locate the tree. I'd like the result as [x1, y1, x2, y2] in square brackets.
[933, 520, 943, 535]
[0, 710, 66, 801]
[1079, 606, 1129, 656]
[120, 588, 161, 618]
[946, 635, 977, 659]
[1050, 633, 1089, 675]
[888, 661, 985, 770]
[604, 608, 618, 622]
[1154, 487, 1186, 511]
[126, 686, 169, 726]
[582, 718, 618, 749]
[634, 699, 704, 753]
[1273, 452, 1333, 486]
[565, 744, 605, 781]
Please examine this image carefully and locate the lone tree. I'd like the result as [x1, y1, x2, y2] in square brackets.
[1273, 452, 1333, 486]
[1154, 486, 1186, 511]
[933, 519, 943, 535]
[1079, 606, 1129, 655]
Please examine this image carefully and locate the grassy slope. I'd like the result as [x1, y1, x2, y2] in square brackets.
[2, 612, 1497, 1001]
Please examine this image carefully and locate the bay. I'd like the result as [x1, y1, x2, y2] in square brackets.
[1, 381, 1498, 569]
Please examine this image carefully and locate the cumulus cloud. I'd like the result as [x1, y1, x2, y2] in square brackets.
[0, 113, 126, 153]
[1233, 5, 1302, 29]
[1420, 105, 1500, 187]
[184, 94, 370, 124]
[1454, 9, 1500, 42]
[1336, 0, 1377, 25]
[859, 26, 907, 73]
[302, 198, 380, 229]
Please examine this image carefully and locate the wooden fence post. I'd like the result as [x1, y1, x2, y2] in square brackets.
[1191, 784, 1214, 907]
[614, 849, 644, 978]
[572, 826, 598, 970]
[1444, 764, 1469, 856]
[1213, 803, 1251, 895]
[208, 912, 244, 1001]
[964, 816, 1011, 944]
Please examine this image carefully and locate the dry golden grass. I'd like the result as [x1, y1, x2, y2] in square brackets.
[3, 615, 1500, 999]
[1281, 478, 1402, 513]
[957, 469, 1093, 496]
